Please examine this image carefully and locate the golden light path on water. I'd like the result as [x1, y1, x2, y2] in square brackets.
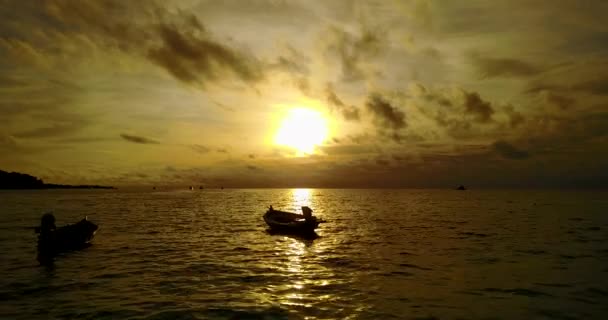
[291, 188, 312, 209]
[259, 188, 342, 310]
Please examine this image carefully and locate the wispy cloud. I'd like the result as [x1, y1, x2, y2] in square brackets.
[120, 134, 160, 144]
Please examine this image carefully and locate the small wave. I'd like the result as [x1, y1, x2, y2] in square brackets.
[516, 249, 547, 255]
[534, 282, 573, 288]
[458, 232, 492, 238]
[203, 306, 289, 320]
[482, 287, 552, 297]
[399, 263, 432, 271]
[535, 309, 579, 320]
[585, 287, 608, 297]
[399, 251, 416, 256]
[383, 270, 414, 277]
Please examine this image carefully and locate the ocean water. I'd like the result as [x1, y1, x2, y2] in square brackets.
[1, 189, 607, 319]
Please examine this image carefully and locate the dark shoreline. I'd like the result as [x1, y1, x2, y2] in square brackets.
[0, 170, 115, 190]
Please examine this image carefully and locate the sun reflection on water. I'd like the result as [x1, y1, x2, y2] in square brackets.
[291, 188, 311, 211]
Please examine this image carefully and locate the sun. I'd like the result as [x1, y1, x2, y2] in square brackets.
[275, 108, 328, 155]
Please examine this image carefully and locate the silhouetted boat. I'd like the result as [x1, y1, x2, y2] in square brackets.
[456, 185, 466, 190]
[36, 213, 98, 262]
[263, 206, 325, 234]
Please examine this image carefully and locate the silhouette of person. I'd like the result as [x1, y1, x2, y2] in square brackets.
[302, 206, 315, 223]
[37, 212, 57, 264]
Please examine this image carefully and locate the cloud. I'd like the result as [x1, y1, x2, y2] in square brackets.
[14, 1, 266, 88]
[410, 84, 494, 124]
[323, 24, 385, 82]
[503, 105, 525, 128]
[320, 144, 374, 155]
[13, 122, 87, 139]
[325, 84, 360, 121]
[542, 91, 575, 109]
[272, 45, 310, 75]
[0, 134, 18, 149]
[147, 21, 264, 87]
[461, 90, 494, 123]
[365, 93, 406, 130]
[190, 144, 210, 154]
[492, 140, 530, 160]
[469, 54, 541, 78]
[120, 133, 159, 144]
[525, 58, 608, 96]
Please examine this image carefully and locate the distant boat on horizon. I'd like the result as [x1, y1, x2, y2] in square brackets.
[456, 185, 467, 190]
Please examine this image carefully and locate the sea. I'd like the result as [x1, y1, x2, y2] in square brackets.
[1, 189, 607, 319]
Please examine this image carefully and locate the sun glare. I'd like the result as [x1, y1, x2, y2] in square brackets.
[275, 108, 328, 155]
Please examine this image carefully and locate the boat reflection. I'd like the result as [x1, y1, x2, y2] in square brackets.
[265, 228, 319, 244]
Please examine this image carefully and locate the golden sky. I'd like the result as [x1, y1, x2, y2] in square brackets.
[1, 0, 607, 188]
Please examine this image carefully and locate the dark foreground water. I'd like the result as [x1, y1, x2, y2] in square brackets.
[1, 189, 607, 319]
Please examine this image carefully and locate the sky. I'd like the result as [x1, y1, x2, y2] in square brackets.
[1, 0, 607, 188]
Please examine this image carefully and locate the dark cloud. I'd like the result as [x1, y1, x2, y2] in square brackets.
[272, 46, 310, 75]
[217, 148, 229, 153]
[248, 154, 256, 159]
[0, 134, 18, 149]
[462, 90, 494, 123]
[246, 165, 260, 171]
[148, 21, 264, 87]
[319, 144, 374, 155]
[492, 140, 530, 160]
[365, 93, 406, 130]
[13, 122, 87, 139]
[324, 24, 385, 82]
[375, 158, 390, 166]
[542, 91, 575, 109]
[503, 105, 525, 128]
[293, 77, 311, 96]
[325, 84, 360, 121]
[570, 76, 608, 96]
[120, 133, 159, 144]
[53, 136, 112, 144]
[191, 144, 210, 154]
[6, 1, 266, 88]
[525, 59, 608, 96]
[469, 54, 541, 78]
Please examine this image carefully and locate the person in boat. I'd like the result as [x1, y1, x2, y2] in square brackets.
[269, 205, 274, 212]
[301, 206, 316, 223]
[37, 212, 57, 262]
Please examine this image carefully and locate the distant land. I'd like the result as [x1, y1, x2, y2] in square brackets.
[0, 170, 116, 190]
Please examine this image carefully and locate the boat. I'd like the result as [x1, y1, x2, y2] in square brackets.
[263, 206, 325, 234]
[35, 212, 98, 261]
